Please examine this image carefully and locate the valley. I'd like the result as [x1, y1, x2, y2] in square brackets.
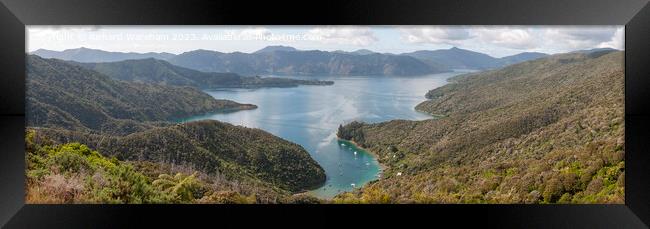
[25, 43, 624, 204]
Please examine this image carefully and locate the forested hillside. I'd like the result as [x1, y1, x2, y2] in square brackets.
[26, 55, 327, 203]
[336, 51, 624, 203]
[27, 55, 256, 135]
[30, 119, 326, 193]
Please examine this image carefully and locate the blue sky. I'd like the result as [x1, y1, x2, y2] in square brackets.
[27, 26, 623, 58]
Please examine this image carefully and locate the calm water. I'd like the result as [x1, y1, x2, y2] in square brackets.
[180, 71, 466, 199]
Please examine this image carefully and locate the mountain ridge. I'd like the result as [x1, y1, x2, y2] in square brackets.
[402, 47, 552, 70]
[167, 48, 446, 76]
[32, 47, 175, 63]
[68, 58, 334, 89]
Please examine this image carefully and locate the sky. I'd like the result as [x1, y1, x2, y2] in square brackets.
[27, 26, 624, 58]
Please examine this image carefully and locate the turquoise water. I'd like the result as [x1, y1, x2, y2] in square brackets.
[180, 71, 465, 199]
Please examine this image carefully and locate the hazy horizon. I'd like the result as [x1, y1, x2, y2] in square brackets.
[27, 26, 624, 58]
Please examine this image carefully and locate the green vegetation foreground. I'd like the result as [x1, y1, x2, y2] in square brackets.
[26, 130, 322, 204]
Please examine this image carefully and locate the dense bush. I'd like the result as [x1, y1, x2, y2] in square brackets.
[334, 52, 625, 204]
[26, 132, 169, 203]
[25, 131, 297, 204]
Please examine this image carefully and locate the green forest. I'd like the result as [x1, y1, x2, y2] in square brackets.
[336, 51, 625, 203]
[25, 55, 327, 203]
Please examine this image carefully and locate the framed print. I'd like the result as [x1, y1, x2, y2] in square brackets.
[0, 0, 649, 228]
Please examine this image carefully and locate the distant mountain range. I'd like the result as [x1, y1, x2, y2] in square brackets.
[31, 47, 441, 76]
[569, 47, 618, 54]
[30, 46, 620, 76]
[166, 49, 443, 76]
[402, 47, 551, 70]
[253, 45, 298, 53]
[32, 47, 175, 62]
[499, 52, 549, 65]
[333, 49, 378, 55]
[69, 58, 333, 89]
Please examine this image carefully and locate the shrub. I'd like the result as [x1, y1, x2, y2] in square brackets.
[198, 191, 256, 204]
[153, 172, 206, 203]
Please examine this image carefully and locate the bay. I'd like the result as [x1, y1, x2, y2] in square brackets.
[180, 71, 467, 199]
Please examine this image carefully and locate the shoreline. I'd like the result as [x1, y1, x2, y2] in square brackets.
[302, 138, 387, 200]
[414, 102, 448, 119]
[337, 138, 388, 174]
[414, 107, 447, 119]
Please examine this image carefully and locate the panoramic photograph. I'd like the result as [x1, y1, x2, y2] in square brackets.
[25, 25, 624, 204]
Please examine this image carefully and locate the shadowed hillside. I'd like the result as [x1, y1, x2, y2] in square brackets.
[26, 55, 257, 135]
[30, 120, 326, 193]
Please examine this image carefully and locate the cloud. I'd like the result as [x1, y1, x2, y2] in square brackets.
[597, 27, 624, 50]
[222, 27, 272, 39]
[399, 26, 537, 50]
[237, 27, 272, 37]
[306, 26, 378, 46]
[399, 26, 473, 45]
[27, 26, 99, 42]
[397, 26, 624, 54]
[544, 27, 619, 50]
[471, 27, 538, 50]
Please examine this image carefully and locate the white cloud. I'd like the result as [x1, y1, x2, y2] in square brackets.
[471, 27, 538, 50]
[598, 27, 624, 50]
[306, 26, 378, 46]
[399, 26, 537, 50]
[399, 26, 473, 45]
[544, 27, 619, 50]
[234, 27, 272, 37]
[28, 26, 100, 38]
[396, 26, 623, 55]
